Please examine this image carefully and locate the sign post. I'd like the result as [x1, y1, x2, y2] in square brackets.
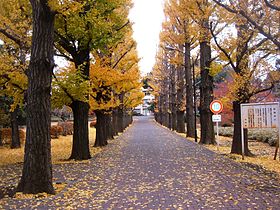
[210, 100, 223, 149]
[240, 102, 279, 160]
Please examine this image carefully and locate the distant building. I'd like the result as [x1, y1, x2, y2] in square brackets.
[134, 87, 155, 116]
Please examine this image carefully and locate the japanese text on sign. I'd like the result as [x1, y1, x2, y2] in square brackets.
[241, 103, 279, 128]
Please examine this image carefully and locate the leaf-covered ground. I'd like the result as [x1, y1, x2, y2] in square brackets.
[0, 116, 280, 209]
[0, 126, 98, 166]
[178, 127, 280, 180]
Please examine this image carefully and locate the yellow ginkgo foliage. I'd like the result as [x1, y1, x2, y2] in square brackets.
[51, 63, 90, 109]
[0, 0, 31, 111]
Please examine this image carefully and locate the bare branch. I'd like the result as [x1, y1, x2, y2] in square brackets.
[209, 22, 236, 70]
[264, 0, 280, 11]
[249, 83, 274, 98]
[54, 51, 74, 62]
[212, 0, 280, 49]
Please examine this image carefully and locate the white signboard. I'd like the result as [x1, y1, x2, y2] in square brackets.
[240, 102, 280, 160]
[212, 115, 222, 122]
[241, 103, 278, 128]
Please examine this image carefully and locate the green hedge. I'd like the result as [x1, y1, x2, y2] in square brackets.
[217, 127, 278, 146]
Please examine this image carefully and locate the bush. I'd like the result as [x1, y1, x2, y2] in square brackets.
[218, 127, 278, 146]
[57, 122, 73, 136]
[50, 125, 63, 139]
[0, 128, 25, 145]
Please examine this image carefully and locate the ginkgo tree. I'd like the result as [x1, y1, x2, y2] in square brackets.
[153, 48, 169, 127]
[161, 0, 203, 136]
[213, 0, 280, 50]
[211, 0, 279, 155]
[19, 0, 56, 195]
[0, 0, 31, 149]
[51, 0, 143, 151]
[0, 44, 28, 149]
[89, 29, 143, 147]
[153, 0, 216, 144]
[0, 0, 57, 194]
[52, 37, 143, 148]
[51, 0, 132, 160]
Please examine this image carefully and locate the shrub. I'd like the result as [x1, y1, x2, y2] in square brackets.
[0, 128, 25, 145]
[57, 122, 73, 136]
[218, 127, 278, 146]
[50, 125, 63, 139]
[268, 137, 277, 146]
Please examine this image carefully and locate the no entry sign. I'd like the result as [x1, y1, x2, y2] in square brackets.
[210, 100, 223, 114]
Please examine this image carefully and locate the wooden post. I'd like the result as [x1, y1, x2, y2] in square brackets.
[273, 144, 279, 160]
[274, 137, 279, 160]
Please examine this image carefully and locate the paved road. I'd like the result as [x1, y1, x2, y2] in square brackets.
[1, 116, 280, 209]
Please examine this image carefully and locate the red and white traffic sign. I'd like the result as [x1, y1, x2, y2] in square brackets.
[210, 100, 223, 114]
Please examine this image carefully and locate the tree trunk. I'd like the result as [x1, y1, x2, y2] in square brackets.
[231, 13, 251, 154]
[17, 0, 55, 194]
[176, 56, 185, 133]
[231, 101, 251, 155]
[69, 48, 91, 160]
[176, 111, 185, 133]
[125, 110, 130, 128]
[94, 111, 109, 147]
[199, 41, 215, 144]
[158, 94, 164, 125]
[107, 112, 114, 140]
[116, 93, 125, 133]
[163, 93, 169, 128]
[185, 42, 195, 137]
[130, 112, 133, 124]
[69, 101, 91, 160]
[124, 111, 129, 129]
[0, 127, 2, 146]
[167, 78, 172, 130]
[116, 107, 124, 133]
[123, 110, 127, 129]
[112, 109, 118, 136]
[10, 107, 21, 149]
[170, 65, 177, 131]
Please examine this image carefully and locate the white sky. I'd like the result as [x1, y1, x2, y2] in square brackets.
[129, 0, 165, 75]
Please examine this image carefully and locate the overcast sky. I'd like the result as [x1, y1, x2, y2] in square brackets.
[129, 0, 165, 75]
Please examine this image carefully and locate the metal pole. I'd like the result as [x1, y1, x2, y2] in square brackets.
[241, 104, 245, 160]
[274, 104, 279, 160]
[216, 121, 219, 150]
[192, 58, 198, 143]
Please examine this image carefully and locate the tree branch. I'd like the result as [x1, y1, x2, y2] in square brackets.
[52, 72, 75, 102]
[112, 43, 134, 69]
[54, 51, 74, 62]
[209, 22, 236, 70]
[249, 83, 274, 98]
[212, 0, 280, 49]
[54, 31, 77, 59]
[248, 38, 269, 54]
[116, 20, 130, 32]
[0, 28, 27, 49]
[264, 0, 280, 11]
[1, 74, 25, 92]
